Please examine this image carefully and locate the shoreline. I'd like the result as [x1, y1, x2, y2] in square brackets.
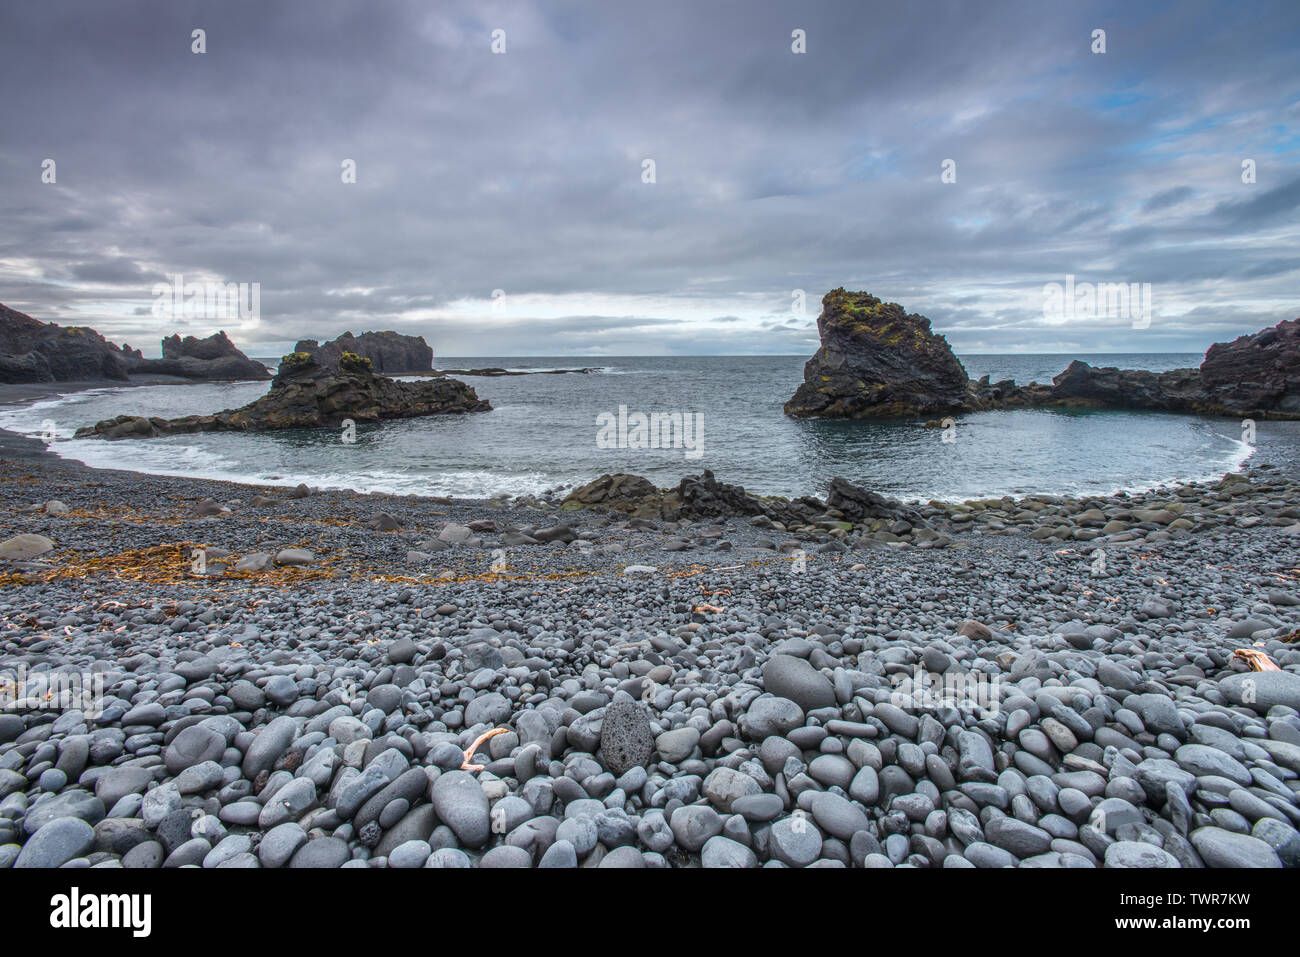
[0, 399, 1268, 514]
[0, 363, 1275, 507]
[0, 373, 232, 406]
[0, 414, 1271, 523]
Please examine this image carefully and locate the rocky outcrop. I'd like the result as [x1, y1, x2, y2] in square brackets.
[787, 289, 1300, 420]
[974, 331, 1300, 418]
[561, 474, 663, 517]
[130, 331, 271, 381]
[562, 471, 794, 522]
[560, 470, 920, 529]
[0, 303, 131, 383]
[295, 331, 433, 375]
[785, 289, 972, 418]
[824, 477, 926, 527]
[1010, 362, 1202, 412]
[1199, 319, 1300, 416]
[75, 351, 489, 439]
[0, 304, 271, 384]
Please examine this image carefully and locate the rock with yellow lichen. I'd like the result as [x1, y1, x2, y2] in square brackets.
[784, 288, 973, 418]
[74, 351, 490, 439]
[786, 289, 1300, 421]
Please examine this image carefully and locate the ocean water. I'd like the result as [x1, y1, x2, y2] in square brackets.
[4, 353, 1297, 503]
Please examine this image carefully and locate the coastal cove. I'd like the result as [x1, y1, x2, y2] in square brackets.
[0, 353, 1286, 504]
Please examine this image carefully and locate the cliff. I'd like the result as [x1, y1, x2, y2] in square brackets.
[0, 304, 270, 383]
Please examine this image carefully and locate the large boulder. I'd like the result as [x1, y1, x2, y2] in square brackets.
[562, 474, 664, 517]
[785, 289, 973, 418]
[667, 470, 770, 521]
[825, 476, 924, 526]
[295, 331, 433, 374]
[75, 351, 489, 439]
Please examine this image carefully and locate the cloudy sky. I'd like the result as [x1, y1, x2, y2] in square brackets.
[1, 0, 1297, 357]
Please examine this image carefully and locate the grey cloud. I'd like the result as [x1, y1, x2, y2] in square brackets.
[0, 0, 1296, 356]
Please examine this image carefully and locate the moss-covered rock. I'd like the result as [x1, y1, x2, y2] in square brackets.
[338, 351, 373, 374]
[785, 288, 973, 419]
[76, 349, 489, 439]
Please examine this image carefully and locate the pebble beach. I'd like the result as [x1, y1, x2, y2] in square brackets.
[3, 431, 1300, 870]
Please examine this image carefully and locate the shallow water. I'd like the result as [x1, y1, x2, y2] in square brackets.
[4, 353, 1297, 502]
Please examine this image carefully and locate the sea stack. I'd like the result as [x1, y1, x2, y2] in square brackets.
[784, 288, 972, 419]
[294, 331, 434, 374]
[787, 288, 1300, 421]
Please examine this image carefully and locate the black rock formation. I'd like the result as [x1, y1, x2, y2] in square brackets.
[131, 331, 271, 380]
[785, 288, 972, 418]
[787, 289, 1300, 420]
[295, 331, 433, 374]
[0, 303, 132, 383]
[75, 351, 489, 439]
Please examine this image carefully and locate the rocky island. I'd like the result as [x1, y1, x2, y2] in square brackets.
[74, 350, 489, 439]
[294, 331, 434, 375]
[786, 288, 1300, 421]
[129, 331, 271, 381]
[785, 289, 973, 419]
[0, 303, 270, 384]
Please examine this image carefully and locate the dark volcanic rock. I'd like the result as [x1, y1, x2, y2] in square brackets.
[75, 351, 490, 439]
[562, 469, 828, 527]
[131, 331, 271, 381]
[784, 288, 973, 419]
[1041, 361, 1202, 411]
[0, 303, 268, 383]
[1200, 319, 1300, 416]
[668, 470, 770, 521]
[825, 476, 925, 525]
[563, 474, 664, 518]
[0, 303, 131, 383]
[786, 289, 1300, 421]
[985, 327, 1300, 418]
[295, 331, 433, 374]
[600, 697, 653, 775]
